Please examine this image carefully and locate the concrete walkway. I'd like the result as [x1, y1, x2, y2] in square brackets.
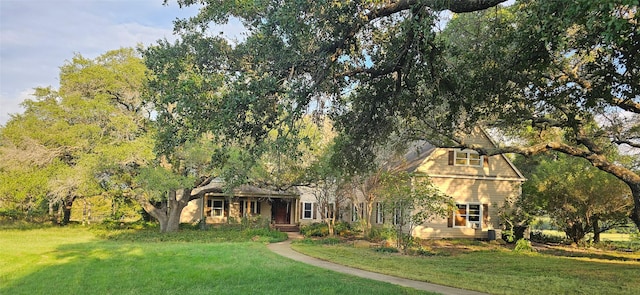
[267, 234, 488, 295]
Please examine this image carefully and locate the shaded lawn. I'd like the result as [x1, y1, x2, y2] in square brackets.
[292, 242, 640, 295]
[0, 228, 433, 295]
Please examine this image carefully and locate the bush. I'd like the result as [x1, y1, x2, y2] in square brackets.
[240, 216, 271, 229]
[92, 222, 287, 243]
[334, 221, 354, 237]
[530, 231, 571, 244]
[300, 223, 329, 237]
[513, 238, 536, 253]
[367, 226, 395, 242]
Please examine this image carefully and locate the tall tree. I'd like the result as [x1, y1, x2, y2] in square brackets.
[0, 48, 152, 224]
[439, 1, 640, 229]
[160, 0, 506, 170]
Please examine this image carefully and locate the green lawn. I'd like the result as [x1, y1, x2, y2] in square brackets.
[0, 227, 432, 295]
[292, 241, 640, 295]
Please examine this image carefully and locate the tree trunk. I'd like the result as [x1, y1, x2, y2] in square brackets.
[630, 184, 640, 230]
[592, 217, 600, 243]
[363, 196, 374, 237]
[61, 196, 76, 225]
[49, 201, 56, 224]
[136, 189, 193, 233]
[165, 189, 192, 232]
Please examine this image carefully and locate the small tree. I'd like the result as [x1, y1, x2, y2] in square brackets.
[380, 172, 453, 254]
[521, 153, 632, 243]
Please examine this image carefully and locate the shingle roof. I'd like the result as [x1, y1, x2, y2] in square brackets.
[389, 140, 437, 173]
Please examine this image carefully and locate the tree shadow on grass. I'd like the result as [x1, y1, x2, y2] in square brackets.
[536, 247, 640, 262]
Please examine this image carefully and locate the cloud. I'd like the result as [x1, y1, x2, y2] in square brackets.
[0, 89, 33, 126]
[0, 0, 206, 125]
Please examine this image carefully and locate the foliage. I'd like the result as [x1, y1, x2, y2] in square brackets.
[156, 0, 506, 178]
[367, 225, 397, 242]
[442, 1, 640, 229]
[519, 153, 632, 243]
[530, 231, 571, 245]
[300, 222, 330, 237]
[379, 172, 454, 253]
[300, 221, 355, 238]
[513, 238, 536, 253]
[92, 224, 287, 243]
[0, 48, 152, 225]
[497, 196, 534, 242]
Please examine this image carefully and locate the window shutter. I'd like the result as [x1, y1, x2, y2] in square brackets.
[313, 203, 317, 219]
[256, 202, 261, 214]
[448, 150, 454, 165]
[483, 156, 489, 167]
[300, 203, 303, 219]
[447, 212, 453, 228]
[482, 204, 489, 228]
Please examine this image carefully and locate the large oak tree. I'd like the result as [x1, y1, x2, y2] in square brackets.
[439, 0, 640, 229]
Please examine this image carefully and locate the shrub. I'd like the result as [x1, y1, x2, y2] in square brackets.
[334, 221, 354, 237]
[367, 226, 395, 242]
[300, 223, 329, 237]
[530, 231, 571, 244]
[513, 238, 536, 253]
[240, 216, 271, 229]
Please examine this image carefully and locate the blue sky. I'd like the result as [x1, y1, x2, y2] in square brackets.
[0, 0, 244, 125]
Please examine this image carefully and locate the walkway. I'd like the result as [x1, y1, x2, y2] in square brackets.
[267, 234, 488, 295]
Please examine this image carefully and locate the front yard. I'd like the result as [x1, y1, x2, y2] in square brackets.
[0, 227, 432, 295]
[292, 238, 640, 295]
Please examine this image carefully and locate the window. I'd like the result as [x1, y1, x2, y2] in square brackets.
[302, 202, 313, 219]
[454, 203, 481, 229]
[375, 202, 384, 224]
[208, 199, 225, 217]
[240, 200, 260, 217]
[454, 150, 482, 167]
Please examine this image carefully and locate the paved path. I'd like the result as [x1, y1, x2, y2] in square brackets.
[267, 234, 488, 295]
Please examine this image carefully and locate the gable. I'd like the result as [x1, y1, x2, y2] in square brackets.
[402, 128, 525, 181]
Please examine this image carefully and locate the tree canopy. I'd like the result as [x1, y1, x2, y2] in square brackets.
[0, 48, 152, 223]
[441, 0, 640, 227]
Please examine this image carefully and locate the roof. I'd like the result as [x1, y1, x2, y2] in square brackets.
[192, 178, 299, 198]
[388, 140, 437, 173]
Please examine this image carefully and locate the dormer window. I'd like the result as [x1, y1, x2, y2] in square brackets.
[454, 150, 482, 167]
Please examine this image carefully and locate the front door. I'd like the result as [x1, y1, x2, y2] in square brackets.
[272, 200, 290, 224]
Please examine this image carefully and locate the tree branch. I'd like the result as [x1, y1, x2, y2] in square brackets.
[457, 142, 640, 186]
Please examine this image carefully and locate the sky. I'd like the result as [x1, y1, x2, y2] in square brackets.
[0, 0, 244, 125]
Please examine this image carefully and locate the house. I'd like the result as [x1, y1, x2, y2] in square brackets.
[377, 128, 525, 239]
[180, 128, 525, 239]
[180, 181, 342, 230]
[180, 178, 301, 230]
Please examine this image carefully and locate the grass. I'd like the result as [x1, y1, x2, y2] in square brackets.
[292, 239, 640, 295]
[0, 227, 433, 295]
